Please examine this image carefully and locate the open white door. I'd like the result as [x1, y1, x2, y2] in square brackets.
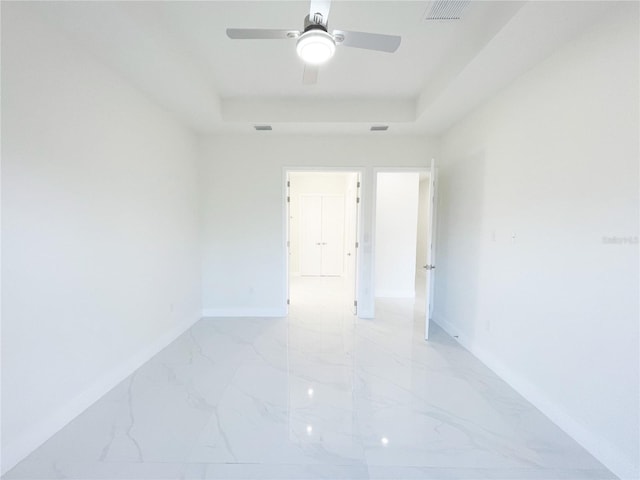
[286, 176, 291, 311]
[424, 159, 438, 340]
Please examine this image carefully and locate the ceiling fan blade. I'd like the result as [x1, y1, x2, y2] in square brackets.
[333, 30, 401, 53]
[309, 0, 331, 26]
[302, 64, 319, 85]
[226, 28, 298, 40]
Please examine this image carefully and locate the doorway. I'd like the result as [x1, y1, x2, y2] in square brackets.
[286, 171, 361, 314]
[374, 166, 437, 339]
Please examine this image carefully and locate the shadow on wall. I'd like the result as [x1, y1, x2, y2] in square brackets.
[433, 151, 485, 340]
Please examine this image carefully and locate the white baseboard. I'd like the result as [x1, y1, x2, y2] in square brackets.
[357, 307, 374, 319]
[432, 310, 464, 340]
[201, 307, 286, 318]
[432, 311, 637, 480]
[1, 314, 200, 476]
[375, 290, 416, 298]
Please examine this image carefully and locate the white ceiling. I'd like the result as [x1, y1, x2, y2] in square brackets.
[29, 0, 614, 135]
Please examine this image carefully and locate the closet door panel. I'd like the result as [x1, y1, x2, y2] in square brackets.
[320, 195, 345, 276]
[300, 195, 322, 276]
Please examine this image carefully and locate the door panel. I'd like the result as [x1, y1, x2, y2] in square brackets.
[299, 194, 345, 276]
[425, 159, 438, 340]
[321, 195, 345, 276]
[300, 195, 322, 276]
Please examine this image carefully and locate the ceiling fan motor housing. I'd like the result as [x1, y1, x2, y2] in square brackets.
[305, 13, 328, 30]
[297, 21, 336, 64]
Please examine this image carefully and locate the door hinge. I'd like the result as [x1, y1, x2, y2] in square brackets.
[287, 299, 290, 305]
[287, 240, 290, 247]
[287, 180, 290, 187]
[354, 300, 358, 307]
[357, 197, 360, 204]
[355, 242, 359, 248]
[357, 181, 360, 188]
[287, 196, 290, 203]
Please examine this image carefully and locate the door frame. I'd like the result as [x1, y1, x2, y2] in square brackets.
[283, 167, 363, 315]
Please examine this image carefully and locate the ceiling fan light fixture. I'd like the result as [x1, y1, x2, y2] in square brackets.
[296, 29, 336, 64]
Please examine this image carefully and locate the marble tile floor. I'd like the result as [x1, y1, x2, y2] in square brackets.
[4, 277, 614, 479]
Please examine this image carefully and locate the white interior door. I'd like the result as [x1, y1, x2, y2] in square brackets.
[321, 195, 345, 276]
[300, 194, 345, 276]
[286, 177, 291, 307]
[300, 195, 322, 275]
[424, 159, 438, 340]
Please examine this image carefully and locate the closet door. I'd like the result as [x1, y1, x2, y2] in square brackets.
[300, 194, 345, 276]
[320, 195, 344, 276]
[300, 195, 323, 276]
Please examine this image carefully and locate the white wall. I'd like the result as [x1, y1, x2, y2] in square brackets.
[434, 4, 639, 478]
[374, 173, 420, 297]
[1, 6, 201, 473]
[199, 135, 437, 318]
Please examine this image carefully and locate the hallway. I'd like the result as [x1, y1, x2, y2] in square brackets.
[5, 278, 612, 479]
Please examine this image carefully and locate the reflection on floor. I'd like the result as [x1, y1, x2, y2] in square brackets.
[5, 277, 613, 479]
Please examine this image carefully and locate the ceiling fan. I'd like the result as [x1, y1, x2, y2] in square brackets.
[226, 0, 401, 85]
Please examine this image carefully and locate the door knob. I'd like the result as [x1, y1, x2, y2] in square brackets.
[423, 265, 436, 270]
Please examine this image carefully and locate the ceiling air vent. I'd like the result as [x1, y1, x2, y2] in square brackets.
[254, 125, 272, 131]
[370, 125, 389, 131]
[425, 0, 470, 20]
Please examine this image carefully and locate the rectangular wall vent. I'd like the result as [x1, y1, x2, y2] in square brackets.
[254, 125, 272, 131]
[370, 125, 389, 131]
[425, 0, 470, 20]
